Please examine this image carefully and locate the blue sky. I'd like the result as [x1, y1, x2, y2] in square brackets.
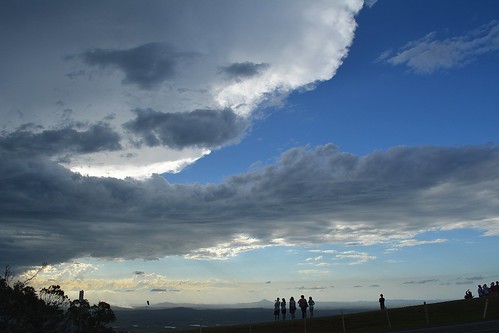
[1, 0, 498, 308]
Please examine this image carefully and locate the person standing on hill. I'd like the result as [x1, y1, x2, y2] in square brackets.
[478, 285, 484, 297]
[281, 298, 287, 320]
[483, 284, 490, 296]
[274, 298, 280, 321]
[490, 282, 496, 295]
[298, 295, 308, 319]
[289, 296, 297, 319]
[379, 294, 385, 310]
[308, 296, 315, 318]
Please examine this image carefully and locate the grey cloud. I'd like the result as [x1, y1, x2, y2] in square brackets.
[466, 276, 486, 281]
[455, 281, 471, 285]
[124, 108, 249, 150]
[403, 279, 439, 285]
[219, 62, 270, 80]
[134, 271, 145, 275]
[299, 286, 326, 291]
[0, 122, 122, 157]
[455, 276, 486, 285]
[381, 20, 499, 74]
[80, 43, 195, 89]
[150, 288, 179, 292]
[1, 144, 499, 268]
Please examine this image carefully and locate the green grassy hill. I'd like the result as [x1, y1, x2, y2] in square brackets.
[181, 296, 499, 333]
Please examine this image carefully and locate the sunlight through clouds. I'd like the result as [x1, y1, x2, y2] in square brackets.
[184, 235, 268, 260]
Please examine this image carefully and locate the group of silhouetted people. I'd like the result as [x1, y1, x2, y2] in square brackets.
[463, 280, 498, 299]
[274, 295, 315, 320]
[477, 280, 499, 297]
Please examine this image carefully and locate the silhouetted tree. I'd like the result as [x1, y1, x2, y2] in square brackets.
[39, 284, 70, 331]
[0, 265, 117, 333]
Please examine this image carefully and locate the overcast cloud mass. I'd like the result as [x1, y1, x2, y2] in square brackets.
[1, 143, 498, 267]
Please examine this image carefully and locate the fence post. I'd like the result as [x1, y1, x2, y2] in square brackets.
[385, 308, 392, 329]
[341, 312, 346, 333]
[424, 302, 429, 325]
[483, 298, 489, 319]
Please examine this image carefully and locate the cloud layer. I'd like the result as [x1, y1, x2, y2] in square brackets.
[2, 143, 498, 268]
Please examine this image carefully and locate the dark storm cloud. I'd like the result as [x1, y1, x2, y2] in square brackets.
[80, 43, 194, 89]
[219, 62, 270, 80]
[0, 122, 122, 157]
[1, 144, 499, 268]
[124, 108, 249, 149]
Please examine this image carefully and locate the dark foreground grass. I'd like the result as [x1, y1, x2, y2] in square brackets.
[183, 296, 499, 333]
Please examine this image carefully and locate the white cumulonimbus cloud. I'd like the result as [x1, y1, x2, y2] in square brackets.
[0, 0, 363, 179]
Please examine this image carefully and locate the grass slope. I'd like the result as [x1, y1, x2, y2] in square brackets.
[181, 296, 499, 333]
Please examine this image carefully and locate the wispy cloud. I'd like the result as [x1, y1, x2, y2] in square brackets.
[333, 251, 376, 266]
[395, 238, 447, 248]
[297, 286, 327, 291]
[364, 0, 378, 8]
[380, 20, 499, 74]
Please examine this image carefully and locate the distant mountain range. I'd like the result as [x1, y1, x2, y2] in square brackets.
[112, 299, 446, 332]
[121, 298, 441, 310]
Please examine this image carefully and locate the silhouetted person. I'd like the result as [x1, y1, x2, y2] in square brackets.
[281, 298, 287, 320]
[298, 295, 308, 319]
[274, 298, 280, 321]
[490, 282, 496, 295]
[483, 284, 490, 296]
[478, 285, 484, 297]
[464, 289, 473, 299]
[308, 296, 315, 318]
[379, 294, 385, 310]
[289, 296, 297, 319]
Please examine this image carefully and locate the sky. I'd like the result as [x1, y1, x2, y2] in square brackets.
[1, 0, 499, 308]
